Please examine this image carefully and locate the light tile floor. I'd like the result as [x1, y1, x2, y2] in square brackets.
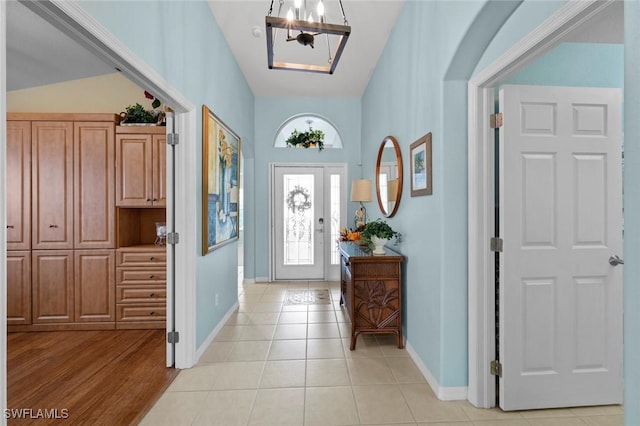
[142, 280, 624, 426]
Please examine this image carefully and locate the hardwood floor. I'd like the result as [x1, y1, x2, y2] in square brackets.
[7, 330, 178, 425]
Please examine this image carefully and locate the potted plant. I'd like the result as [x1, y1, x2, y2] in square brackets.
[120, 103, 162, 125]
[285, 128, 325, 151]
[361, 219, 398, 254]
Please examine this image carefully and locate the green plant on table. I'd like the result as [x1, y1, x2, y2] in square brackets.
[361, 219, 398, 240]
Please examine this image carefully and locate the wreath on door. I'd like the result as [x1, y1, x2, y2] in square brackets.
[286, 186, 312, 213]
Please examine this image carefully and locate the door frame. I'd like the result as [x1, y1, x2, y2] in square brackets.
[467, 0, 619, 408]
[269, 163, 347, 281]
[0, 0, 199, 376]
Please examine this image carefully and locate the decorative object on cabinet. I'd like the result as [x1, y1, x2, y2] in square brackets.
[115, 125, 166, 207]
[361, 219, 398, 255]
[202, 105, 241, 254]
[375, 136, 403, 217]
[155, 222, 167, 246]
[265, 0, 351, 74]
[410, 132, 433, 196]
[119, 103, 163, 126]
[338, 241, 404, 350]
[350, 179, 371, 228]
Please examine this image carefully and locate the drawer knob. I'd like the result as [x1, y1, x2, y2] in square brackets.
[150, 293, 156, 297]
[149, 256, 155, 261]
[149, 311, 156, 316]
[149, 275, 155, 279]
[49, 224, 58, 228]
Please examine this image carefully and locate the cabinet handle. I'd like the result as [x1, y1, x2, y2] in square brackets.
[153, 198, 158, 202]
[150, 293, 156, 297]
[6, 225, 14, 229]
[149, 275, 155, 279]
[146, 198, 151, 202]
[149, 311, 156, 316]
[49, 224, 58, 228]
[149, 256, 155, 261]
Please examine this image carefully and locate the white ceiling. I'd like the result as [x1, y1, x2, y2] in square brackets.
[6, 0, 623, 96]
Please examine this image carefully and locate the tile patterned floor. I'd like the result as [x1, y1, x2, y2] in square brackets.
[142, 280, 624, 426]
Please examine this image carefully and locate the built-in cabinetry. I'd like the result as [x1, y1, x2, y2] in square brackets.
[338, 241, 404, 350]
[116, 126, 166, 207]
[6, 114, 166, 331]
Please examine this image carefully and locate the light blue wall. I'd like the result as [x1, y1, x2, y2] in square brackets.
[506, 42, 623, 87]
[624, 2, 640, 424]
[251, 97, 361, 279]
[77, 0, 255, 348]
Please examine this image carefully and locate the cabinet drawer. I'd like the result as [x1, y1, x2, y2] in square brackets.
[117, 304, 165, 321]
[116, 268, 165, 285]
[116, 250, 166, 267]
[117, 287, 166, 304]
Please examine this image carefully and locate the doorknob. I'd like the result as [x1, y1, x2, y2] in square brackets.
[609, 255, 624, 266]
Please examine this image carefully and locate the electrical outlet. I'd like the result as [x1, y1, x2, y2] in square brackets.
[215, 293, 220, 307]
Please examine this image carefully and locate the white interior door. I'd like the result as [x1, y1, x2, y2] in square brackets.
[274, 166, 325, 280]
[499, 85, 623, 410]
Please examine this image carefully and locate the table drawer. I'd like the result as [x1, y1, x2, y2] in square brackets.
[116, 304, 165, 321]
[117, 287, 166, 304]
[116, 250, 166, 267]
[116, 268, 165, 285]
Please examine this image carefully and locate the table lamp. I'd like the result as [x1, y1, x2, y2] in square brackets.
[350, 179, 372, 228]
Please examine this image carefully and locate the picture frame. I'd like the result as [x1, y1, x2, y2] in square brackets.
[410, 132, 432, 197]
[202, 105, 241, 254]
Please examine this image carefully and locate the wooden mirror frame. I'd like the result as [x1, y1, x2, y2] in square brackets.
[375, 136, 403, 218]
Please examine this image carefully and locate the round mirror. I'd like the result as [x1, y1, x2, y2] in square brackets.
[375, 136, 403, 217]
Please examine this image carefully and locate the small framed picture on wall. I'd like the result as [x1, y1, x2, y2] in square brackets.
[410, 132, 432, 197]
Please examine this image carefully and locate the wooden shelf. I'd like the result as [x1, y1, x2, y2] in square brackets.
[116, 208, 166, 248]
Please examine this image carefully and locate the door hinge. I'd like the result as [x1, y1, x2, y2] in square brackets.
[490, 237, 503, 252]
[490, 113, 503, 129]
[490, 360, 502, 377]
[167, 331, 179, 344]
[167, 232, 180, 245]
[167, 133, 179, 146]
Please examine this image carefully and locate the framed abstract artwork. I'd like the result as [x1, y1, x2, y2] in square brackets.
[410, 132, 432, 197]
[202, 105, 241, 254]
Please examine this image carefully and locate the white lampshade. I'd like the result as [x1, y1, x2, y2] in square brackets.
[350, 179, 372, 202]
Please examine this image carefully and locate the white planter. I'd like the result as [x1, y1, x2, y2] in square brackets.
[370, 236, 389, 255]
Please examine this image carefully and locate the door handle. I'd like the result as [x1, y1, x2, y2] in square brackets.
[609, 255, 624, 266]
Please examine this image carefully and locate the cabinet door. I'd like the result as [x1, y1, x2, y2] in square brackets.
[32, 121, 74, 249]
[7, 251, 31, 325]
[7, 122, 31, 250]
[116, 134, 153, 206]
[75, 250, 115, 322]
[152, 134, 166, 207]
[32, 250, 74, 323]
[74, 122, 115, 248]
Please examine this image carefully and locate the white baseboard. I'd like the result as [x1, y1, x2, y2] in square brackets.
[243, 278, 256, 284]
[405, 340, 468, 401]
[194, 301, 239, 363]
[255, 277, 270, 283]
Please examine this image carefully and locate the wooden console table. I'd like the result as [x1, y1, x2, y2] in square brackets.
[338, 241, 404, 350]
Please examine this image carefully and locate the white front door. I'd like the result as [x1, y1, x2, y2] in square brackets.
[272, 164, 346, 281]
[499, 85, 623, 410]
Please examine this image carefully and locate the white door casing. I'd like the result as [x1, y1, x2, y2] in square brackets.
[498, 85, 623, 410]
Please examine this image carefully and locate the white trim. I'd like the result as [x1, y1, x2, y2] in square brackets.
[15, 1, 198, 369]
[194, 301, 240, 362]
[467, 0, 618, 408]
[0, 0, 8, 421]
[243, 278, 256, 285]
[406, 341, 468, 401]
[256, 277, 270, 283]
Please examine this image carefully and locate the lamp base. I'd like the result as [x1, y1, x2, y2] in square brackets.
[354, 203, 367, 229]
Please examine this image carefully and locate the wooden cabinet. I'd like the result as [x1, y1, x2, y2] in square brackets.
[74, 122, 116, 249]
[6, 113, 119, 331]
[32, 250, 74, 324]
[338, 241, 404, 350]
[115, 246, 166, 329]
[31, 121, 74, 249]
[7, 122, 31, 250]
[7, 251, 31, 325]
[116, 126, 166, 207]
[74, 250, 115, 322]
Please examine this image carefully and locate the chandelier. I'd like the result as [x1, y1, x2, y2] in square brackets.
[265, 0, 351, 74]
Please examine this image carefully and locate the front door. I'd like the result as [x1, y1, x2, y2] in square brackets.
[499, 85, 623, 410]
[273, 164, 345, 280]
